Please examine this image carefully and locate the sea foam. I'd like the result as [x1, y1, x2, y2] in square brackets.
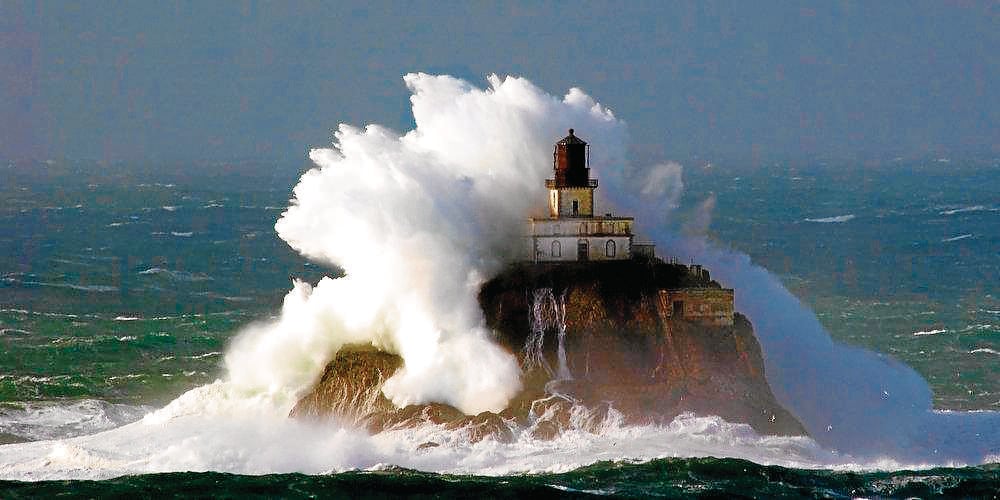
[1, 73, 997, 480]
[0, 399, 936, 482]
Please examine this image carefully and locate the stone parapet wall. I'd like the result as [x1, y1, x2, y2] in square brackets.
[658, 288, 734, 326]
[528, 217, 633, 237]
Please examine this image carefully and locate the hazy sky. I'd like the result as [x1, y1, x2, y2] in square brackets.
[2, 1, 997, 164]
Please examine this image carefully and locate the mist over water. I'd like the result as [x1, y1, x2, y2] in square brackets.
[1, 73, 997, 481]
[659, 236, 998, 461]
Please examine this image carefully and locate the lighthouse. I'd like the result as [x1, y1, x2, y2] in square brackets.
[527, 130, 653, 262]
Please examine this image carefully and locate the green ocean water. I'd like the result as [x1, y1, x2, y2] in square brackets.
[2, 459, 999, 499]
[681, 159, 1000, 411]
[1, 158, 997, 496]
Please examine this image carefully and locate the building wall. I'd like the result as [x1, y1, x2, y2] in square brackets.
[574, 218, 632, 236]
[658, 288, 734, 326]
[632, 243, 656, 258]
[529, 217, 633, 236]
[530, 235, 632, 262]
[550, 187, 594, 217]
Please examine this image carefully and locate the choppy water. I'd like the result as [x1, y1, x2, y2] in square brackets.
[1, 158, 997, 496]
[2, 459, 998, 499]
[680, 160, 1000, 412]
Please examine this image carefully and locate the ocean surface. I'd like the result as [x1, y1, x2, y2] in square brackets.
[1, 157, 997, 497]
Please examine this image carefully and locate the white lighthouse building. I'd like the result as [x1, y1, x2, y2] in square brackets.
[527, 129, 653, 262]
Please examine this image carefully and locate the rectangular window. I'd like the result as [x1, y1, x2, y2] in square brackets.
[672, 301, 684, 318]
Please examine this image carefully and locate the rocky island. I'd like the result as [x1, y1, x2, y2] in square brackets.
[290, 258, 805, 440]
[289, 130, 806, 441]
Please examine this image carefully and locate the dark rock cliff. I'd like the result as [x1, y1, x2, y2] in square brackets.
[290, 259, 806, 440]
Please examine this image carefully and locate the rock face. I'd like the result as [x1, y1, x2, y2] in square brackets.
[290, 259, 806, 440]
[288, 346, 401, 426]
[290, 346, 517, 441]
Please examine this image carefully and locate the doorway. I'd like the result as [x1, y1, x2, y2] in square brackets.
[577, 240, 589, 261]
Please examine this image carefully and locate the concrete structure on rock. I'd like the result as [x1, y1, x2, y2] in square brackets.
[527, 129, 654, 262]
[658, 288, 735, 326]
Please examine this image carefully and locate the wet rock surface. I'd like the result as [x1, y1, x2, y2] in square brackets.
[288, 346, 401, 427]
[291, 259, 806, 440]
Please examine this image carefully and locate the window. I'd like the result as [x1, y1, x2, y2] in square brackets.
[672, 301, 684, 318]
[605, 239, 616, 257]
[551, 240, 561, 258]
[577, 239, 589, 261]
[572, 200, 579, 215]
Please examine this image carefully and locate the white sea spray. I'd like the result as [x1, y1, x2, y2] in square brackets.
[1, 73, 997, 481]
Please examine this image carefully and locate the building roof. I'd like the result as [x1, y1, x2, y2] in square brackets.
[556, 129, 587, 145]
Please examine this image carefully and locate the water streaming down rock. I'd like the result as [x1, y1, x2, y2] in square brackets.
[554, 293, 571, 381]
[523, 288, 572, 380]
[523, 289, 552, 374]
[291, 260, 806, 440]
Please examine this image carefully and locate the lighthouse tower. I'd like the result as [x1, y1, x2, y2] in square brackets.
[527, 130, 652, 262]
[547, 129, 597, 217]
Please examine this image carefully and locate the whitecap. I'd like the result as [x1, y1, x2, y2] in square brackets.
[138, 267, 211, 281]
[804, 214, 855, 223]
[912, 329, 947, 336]
[0, 403, 985, 483]
[0, 308, 98, 320]
[939, 205, 997, 215]
[170, 231, 193, 237]
[941, 234, 973, 242]
[50, 258, 91, 267]
[0, 328, 32, 336]
[59, 283, 118, 293]
[960, 324, 997, 333]
[0, 400, 150, 442]
[9, 280, 118, 293]
[193, 292, 252, 302]
[186, 351, 222, 360]
[161, 206, 179, 212]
